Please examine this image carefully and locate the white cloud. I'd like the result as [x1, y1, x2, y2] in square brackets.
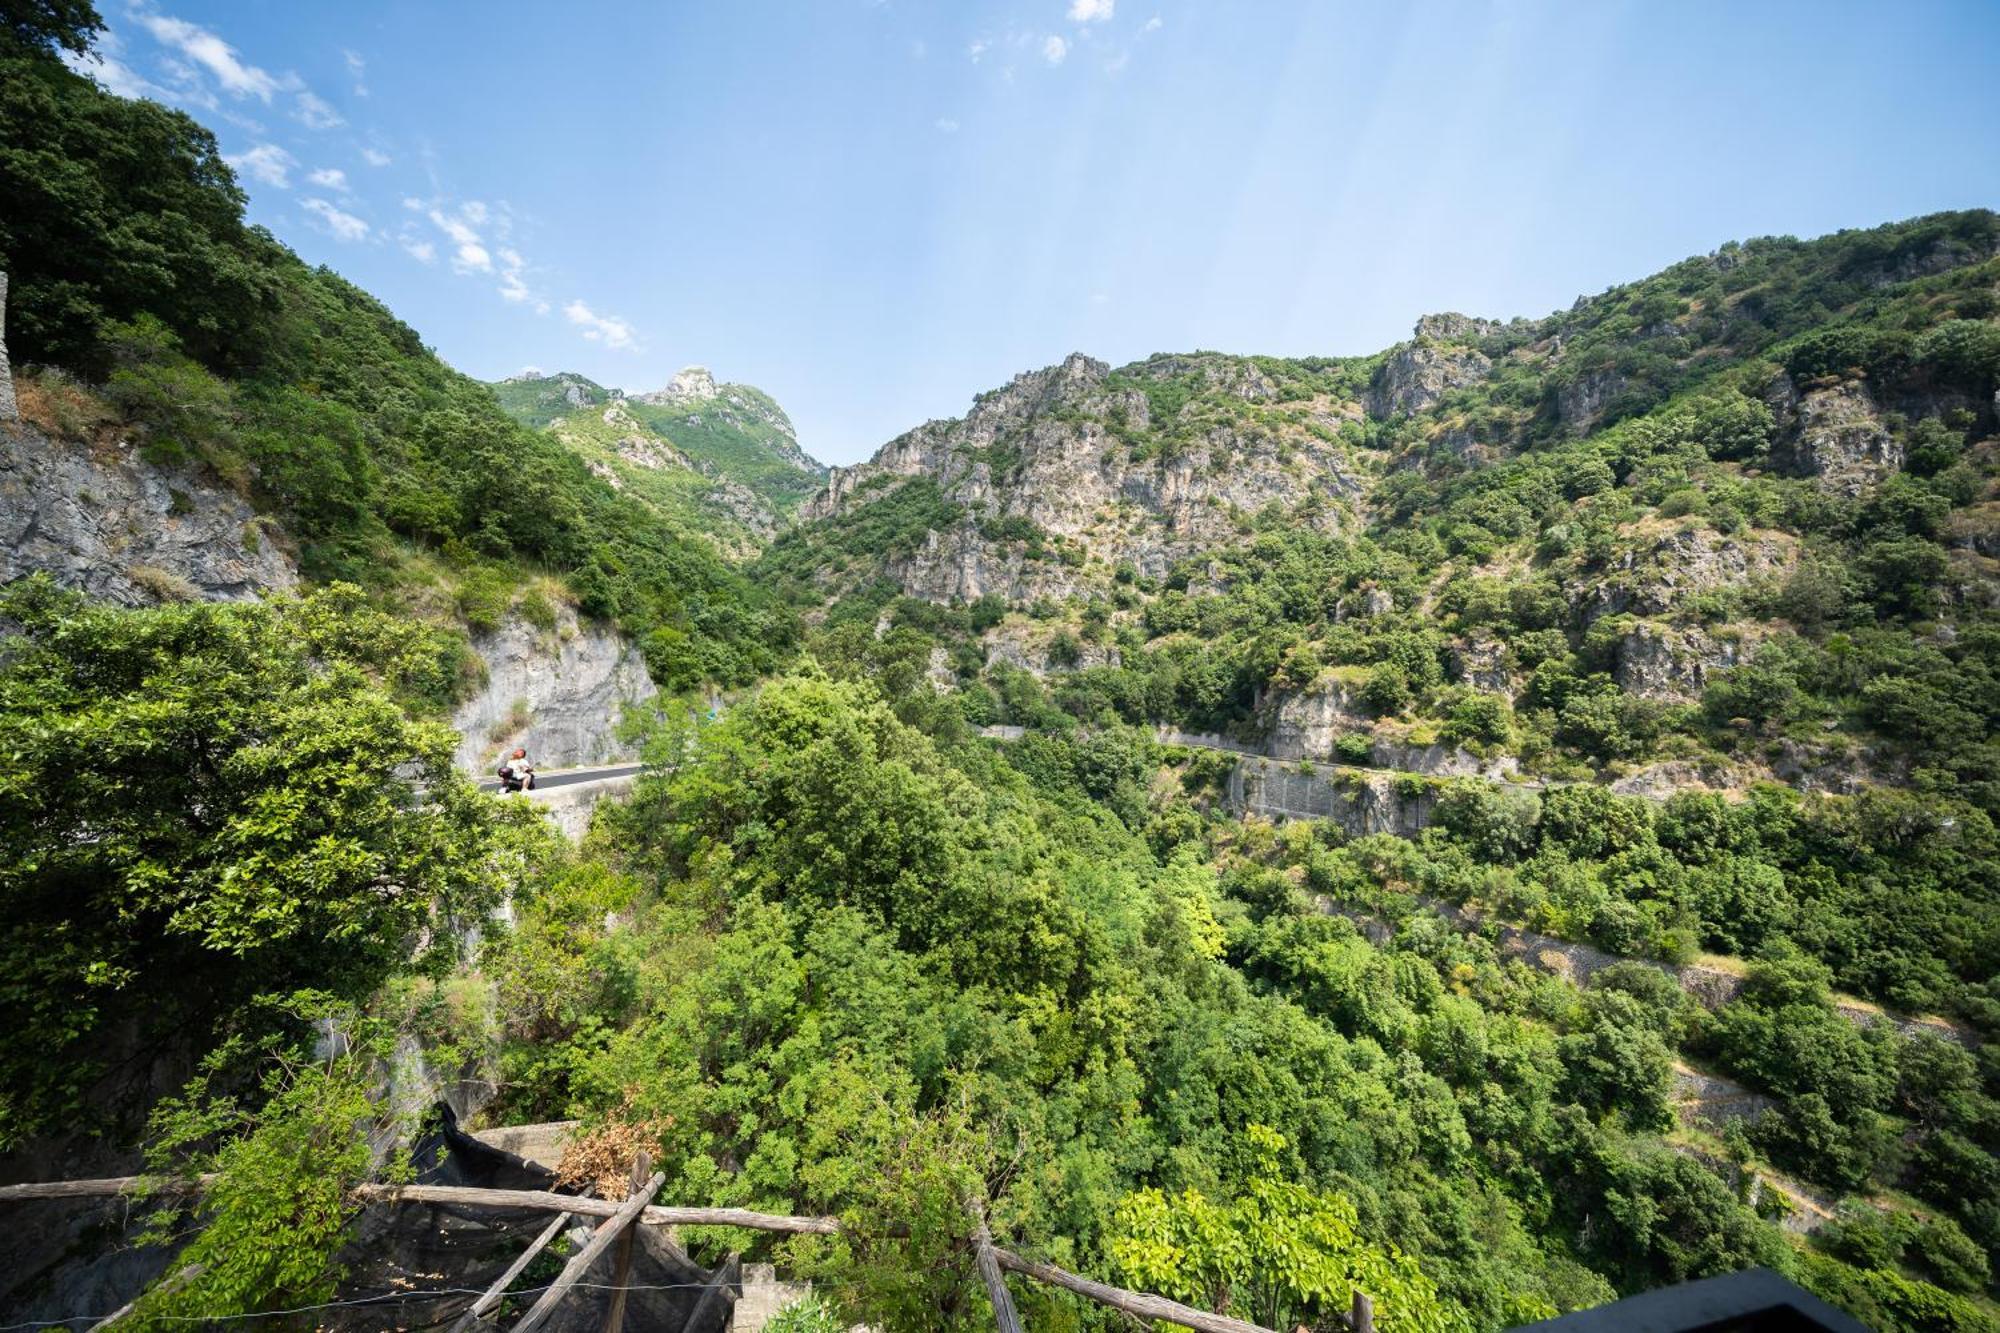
[343, 48, 368, 96]
[564, 300, 637, 350]
[497, 248, 531, 303]
[1068, 0, 1114, 22]
[1104, 50, 1130, 73]
[1043, 34, 1069, 63]
[63, 48, 164, 99]
[134, 12, 288, 100]
[294, 90, 343, 130]
[401, 235, 437, 264]
[1143, 14, 1163, 31]
[968, 37, 988, 61]
[226, 142, 295, 188]
[307, 166, 349, 191]
[302, 197, 369, 242]
[361, 147, 392, 167]
[935, 117, 960, 133]
[426, 205, 494, 271]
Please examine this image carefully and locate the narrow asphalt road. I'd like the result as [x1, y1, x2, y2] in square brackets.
[476, 762, 645, 793]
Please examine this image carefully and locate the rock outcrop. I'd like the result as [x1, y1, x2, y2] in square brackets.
[1778, 379, 1903, 493]
[0, 422, 299, 605]
[1612, 620, 1756, 701]
[806, 351, 1363, 603]
[1266, 674, 1373, 759]
[1579, 523, 1796, 623]
[1367, 318, 1493, 417]
[451, 604, 657, 774]
[633, 365, 719, 405]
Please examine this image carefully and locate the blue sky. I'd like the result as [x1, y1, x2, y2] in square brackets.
[68, 1, 2000, 464]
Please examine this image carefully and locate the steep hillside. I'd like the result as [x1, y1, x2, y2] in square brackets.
[764, 211, 2000, 1026]
[0, 40, 796, 705]
[490, 365, 826, 535]
[777, 213, 2000, 801]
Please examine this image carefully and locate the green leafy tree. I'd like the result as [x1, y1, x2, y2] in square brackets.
[1108, 1125, 1463, 1332]
[0, 579, 507, 1144]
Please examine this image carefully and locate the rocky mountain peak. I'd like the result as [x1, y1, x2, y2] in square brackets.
[635, 365, 719, 406]
[1412, 311, 1501, 343]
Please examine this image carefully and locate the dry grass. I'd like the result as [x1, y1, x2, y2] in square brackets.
[16, 369, 114, 440]
[553, 1105, 673, 1201]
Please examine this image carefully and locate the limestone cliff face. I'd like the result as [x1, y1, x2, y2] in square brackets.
[1367, 316, 1496, 417]
[806, 351, 1363, 602]
[0, 421, 298, 605]
[1774, 377, 1904, 494]
[451, 604, 657, 774]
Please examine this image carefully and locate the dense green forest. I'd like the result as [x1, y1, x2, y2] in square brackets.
[4, 6, 2000, 1332]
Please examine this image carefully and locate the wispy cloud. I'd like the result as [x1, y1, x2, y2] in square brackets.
[63, 44, 166, 100]
[563, 299, 637, 350]
[427, 205, 492, 272]
[495, 248, 546, 312]
[307, 166, 349, 191]
[226, 142, 295, 188]
[129, 8, 340, 130]
[1043, 34, 1069, 64]
[302, 197, 369, 242]
[295, 90, 343, 130]
[935, 117, 960, 134]
[133, 10, 285, 100]
[968, 37, 989, 62]
[361, 147, 393, 167]
[1143, 14, 1163, 31]
[400, 234, 437, 264]
[1068, 0, 1114, 22]
[343, 49, 368, 97]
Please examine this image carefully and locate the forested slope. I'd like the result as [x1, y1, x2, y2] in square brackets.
[3, 8, 2000, 1333]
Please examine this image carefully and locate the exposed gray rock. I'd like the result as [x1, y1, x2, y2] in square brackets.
[1613, 620, 1754, 701]
[1412, 312, 1501, 342]
[633, 365, 719, 405]
[0, 422, 298, 605]
[1267, 675, 1374, 759]
[1556, 367, 1627, 434]
[1580, 524, 1796, 623]
[1367, 338, 1492, 417]
[0, 272, 17, 424]
[1371, 738, 1521, 781]
[1779, 379, 1903, 494]
[981, 619, 1120, 676]
[452, 603, 657, 774]
[1231, 757, 1434, 837]
[1451, 635, 1513, 691]
[806, 351, 1361, 604]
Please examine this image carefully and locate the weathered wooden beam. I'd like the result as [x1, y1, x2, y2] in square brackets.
[507, 1171, 664, 1333]
[971, 1217, 1023, 1333]
[348, 1184, 844, 1234]
[450, 1206, 581, 1331]
[992, 1247, 1275, 1333]
[604, 1151, 651, 1333]
[0, 1174, 213, 1202]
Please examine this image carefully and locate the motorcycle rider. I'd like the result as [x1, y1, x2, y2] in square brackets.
[498, 747, 536, 793]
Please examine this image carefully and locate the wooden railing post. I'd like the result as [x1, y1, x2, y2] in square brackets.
[507, 1171, 664, 1333]
[1350, 1290, 1374, 1333]
[604, 1150, 651, 1333]
[969, 1205, 1023, 1333]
